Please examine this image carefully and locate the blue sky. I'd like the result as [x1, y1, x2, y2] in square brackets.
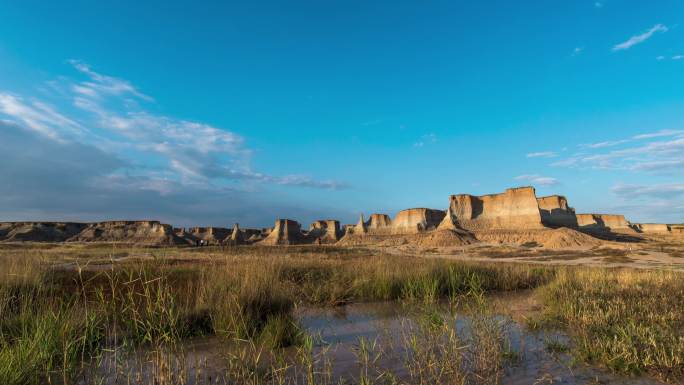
[1, 0, 684, 227]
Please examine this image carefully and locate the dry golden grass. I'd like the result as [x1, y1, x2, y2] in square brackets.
[0, 244, 683, 384]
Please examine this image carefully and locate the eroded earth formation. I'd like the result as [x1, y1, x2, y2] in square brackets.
[1, 186, 681, 248]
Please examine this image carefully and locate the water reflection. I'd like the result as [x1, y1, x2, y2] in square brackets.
[82, 291, 662, 385]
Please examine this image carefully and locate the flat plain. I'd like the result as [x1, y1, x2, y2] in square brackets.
[1, 235, 683, 385]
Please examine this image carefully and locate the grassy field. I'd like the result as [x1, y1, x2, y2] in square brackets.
[534, 268, 684, 381]
[0, 244, 682, 384]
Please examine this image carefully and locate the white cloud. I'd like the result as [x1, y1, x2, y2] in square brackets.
[632, 159, 684, 172]
[514, 174, 559, 187]
[550, 156, 581, 167]
[612, 24, 668, 51]
[581, 139, 630, 149]
[0, 120, 352, 226]
[572, 47, 584, 56]
[413, 133, 437, 148]
[68, 59, 153, 101]
[553, 129, 684, 173]
[604, 198, 684, 224]
[526, 151, 557, 158]
[0, 61, 348, 193]
[0, 93, 83, 140]
[594, 2, 603, 8]
[612, 183, 684, 199]
[657, 55, 684, 61]
[632, 129, 684, 140]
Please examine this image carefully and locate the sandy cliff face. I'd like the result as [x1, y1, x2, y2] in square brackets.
[577, 214, 631, 231]
[308, 220, 342, 243]
[188, 227, 231, 244]
[671, 225, 684, 235]
[634, 223, 671, 233]
[0, 221, 186, 245]
[537, 195, 578, 228]
[451, 187, 544, 230]
[261, 219, 305, 245]
[70, 221, 186, 245]
[0, 222, 87, 242]
[391, 208, 446, 234]
[2, 185, 657, 249]
[367, 214, 392, 232]
[352, 214, 367, 235]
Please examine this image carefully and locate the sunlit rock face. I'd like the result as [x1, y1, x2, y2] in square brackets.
[308, 220, 342, 243]
[260, 219, 305, 245]
[576, 214, 632, 231]
[537, 195, 578, 228]
[633, 223, 671, 233]
[450, 187, 544, 231]
[390, 208, 446, 234]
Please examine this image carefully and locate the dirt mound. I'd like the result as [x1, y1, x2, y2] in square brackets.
[70, 221, 185, 245]
[413, 229, 477, 247]
[337, 233, 386, 246]
[473, 228, 602, 249]
[0, 222, 87, 242]
[376, 236, 410, 247]
[337, 233, 412, 246]
[542, 228, 604, 249]
[338, 229, 475, 248]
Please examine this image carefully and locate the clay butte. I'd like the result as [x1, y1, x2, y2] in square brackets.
[229, 186, 677, 244]
[1, 186, 680, 246]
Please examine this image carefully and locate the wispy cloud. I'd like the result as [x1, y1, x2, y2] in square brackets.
[602, 198, 684, 224]
[0, 61, 349, 193]
[0, 93, 83, 140]
[594, 2, 603, 8]
[656, 55, 684, 61]
[0, 118, 351, 226]
[580, 139, 630, 149]
[632, 129, 684, 140]
[413, 133, 437, 148]
[612, 183, 684, 199]
[572, 47, 584, 56]
[631, 159, 684, 172]
[68, 59, 153, 101]
[526, 151, 557, 158]
[553, 129, 684, 173]
[514, 174, 559, 187]
[612, 24, 668, 51]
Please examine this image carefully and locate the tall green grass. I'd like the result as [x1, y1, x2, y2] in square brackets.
[536, 269, 684, 381]
[1, 246, 682, 383]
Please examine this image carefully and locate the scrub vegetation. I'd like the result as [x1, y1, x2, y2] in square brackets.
[0, 244, 681, 384]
